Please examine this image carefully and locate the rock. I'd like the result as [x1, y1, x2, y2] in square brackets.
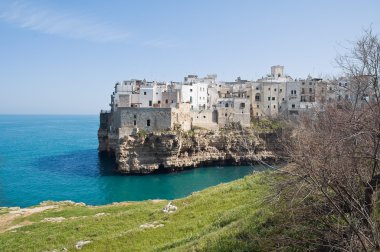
[139, 221, 164, 229]
[94, 212, 108, 217]
[75, 240, 92, 250]
[162, 201, 177, 213]
[110, 128, 277, 174]
[8, 207, 20, 211]
[42, 217, 66, 223]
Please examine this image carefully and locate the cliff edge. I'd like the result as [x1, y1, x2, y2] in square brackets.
[99, 125, 279, 174]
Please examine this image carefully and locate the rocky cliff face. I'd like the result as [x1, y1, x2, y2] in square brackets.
[110, 128, 278, 174]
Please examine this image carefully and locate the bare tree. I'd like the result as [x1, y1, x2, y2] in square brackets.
[282, 28, 380, 251]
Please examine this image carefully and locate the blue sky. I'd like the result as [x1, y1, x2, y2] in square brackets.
[0, 0, 379, 114]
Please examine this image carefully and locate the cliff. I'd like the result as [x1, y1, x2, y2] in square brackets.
[99, 126, 279, 174]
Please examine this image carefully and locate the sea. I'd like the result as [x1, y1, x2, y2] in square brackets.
[0, 115, 261, 207]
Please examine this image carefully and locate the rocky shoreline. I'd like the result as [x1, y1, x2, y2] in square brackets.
[99, 126, 282, 174]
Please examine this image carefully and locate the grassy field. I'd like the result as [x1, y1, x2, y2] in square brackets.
[0, 171, 278, 252]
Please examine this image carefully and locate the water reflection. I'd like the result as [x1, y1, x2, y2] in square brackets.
[36, 149, 117, 177]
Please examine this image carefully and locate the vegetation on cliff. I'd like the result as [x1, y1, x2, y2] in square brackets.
[0, 171, 299, 252]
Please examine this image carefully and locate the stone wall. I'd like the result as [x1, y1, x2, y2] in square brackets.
[118, 94, 131, 107]
[190, 110, 218, 130]
[117, 107, 173, 136]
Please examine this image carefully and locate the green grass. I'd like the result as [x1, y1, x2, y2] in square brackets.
[0, 172, 277, 252]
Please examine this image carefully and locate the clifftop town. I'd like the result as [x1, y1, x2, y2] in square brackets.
[98, 65, 363, 173]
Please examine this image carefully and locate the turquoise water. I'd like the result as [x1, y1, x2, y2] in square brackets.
[0, 115, 260, 207]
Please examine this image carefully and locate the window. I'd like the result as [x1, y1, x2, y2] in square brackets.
[268, 88, 271, 91]
[302, 88, 305, 94]
[225, 103, 229, 108]
[267, 105, 270, 108]
[272, 97, 275, 101]
[257, 105, 259, 108]
[225, 113, 227, 117]
[255, 95, 260, 101]
[274, 105, 276, 109]
[190, 96, 192, 103]
[268, 97, 271, 101]
[147, 120, 151, 126]
[134, 115, 137, 119]
[190, 89, 193, 92]
[171, 100, 174, 103]
[279, 89, 282, 92]
[256, 87, 259, 90]
[149, 100, 152, 106]
[156, 92, 158, 95]
[144, 92, 147, 95]
[274, 88, 277, 92]
[309, 88, 312, 93]
[133, 120, 136, 126]
[282, 98, 285, 101]
[203, 116, 206, 118]
[302, 82, 305, 85]
[158, 101, 161, 104]
[240, 103, 245, 109]
[165, 99, 168, 104]
[301, 96, 305, 102]
[294, 90, 297, 95]
[292, 104, 295, 108]
[309, 82, 312, 85]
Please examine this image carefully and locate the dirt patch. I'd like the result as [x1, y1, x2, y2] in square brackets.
[0, 205, 58, 233]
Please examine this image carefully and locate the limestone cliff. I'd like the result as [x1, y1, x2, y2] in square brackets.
[108, 128, 277, 174]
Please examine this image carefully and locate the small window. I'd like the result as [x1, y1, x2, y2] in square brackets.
[309, 82, 312, 85]
[256, 105, 259, 108]
[282, 98, 285, 101]
[268, 88, 270, 91]
[274, 88, 277, 92]
[240, 103, 245, 109]
[292, 104, 295, 108]
[203, 116, 206, 118]
[256, 87, 259, 90]
[268, 97, 271, 101]
[147, 120, 151, 126]
[149, 100, 152, 106]
[133, 120, 136, 126]
[190, 89, 193, 92]
[156, 92, 158, 95]
[165, 99, 168, 104]
[171, 100, 174, 103]
[274, 105, 276, 109]
[158, 100, 161, 104]
[225, 103, 229, 108]
[302, 82, 305, 85]
[267, 105, 270, 108]
[272, 97, 275, 101]
[309, 88, 312, 93]
[225, 113, 227, 117]
[134, 115, 137, 119]
[144, 92, 147, 95]
[279, 89, 282, 92]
